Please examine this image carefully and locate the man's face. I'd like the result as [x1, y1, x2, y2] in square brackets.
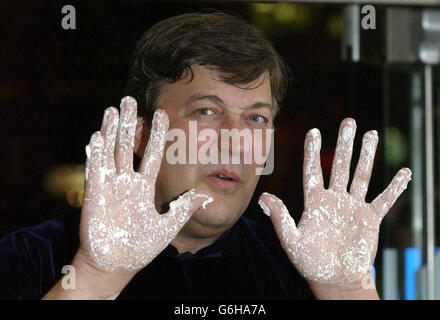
[136, 65, 273, 238]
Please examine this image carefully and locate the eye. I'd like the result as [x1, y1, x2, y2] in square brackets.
[195, 108, 215, 116]
[248, 114, 267, 124]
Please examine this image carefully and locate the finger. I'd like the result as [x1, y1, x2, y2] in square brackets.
[370, 167, 412, 221]
[258, 192, 300, 247]
[329, 118, 356, 192]
[303, 128, 324, 202]
[84, 131, 104, 196]
[349, 130, 379, 200]
[138, 109, 169, 180]
[100, 107, 119, 175]
[115, 96, 137, 174]
[161, 189, 213, 235]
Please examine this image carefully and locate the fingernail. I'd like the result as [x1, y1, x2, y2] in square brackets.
[85, 145, 91, 159]
[261, 192, 276, 202]
[363, 130, 378, 142]
[403, 168, 412, 189]
[309, 128, 320, 138]
[258, 199, 271, 217]
[120, 97, 136, 124]
[341, 122, 355, 143]
[306, 129, 321, 153]
[90, 132, 103, 148]
[102, 109, 110, 127]
[121, 96, 137, 107]
[153, 109, 167, 126]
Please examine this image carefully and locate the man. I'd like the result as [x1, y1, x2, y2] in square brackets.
[0, 11, 411, 300]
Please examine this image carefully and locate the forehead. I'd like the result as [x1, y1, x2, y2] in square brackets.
[157, 64, 273, 111]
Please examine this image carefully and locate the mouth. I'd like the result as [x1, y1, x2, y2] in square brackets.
[207, 170, 241, 191]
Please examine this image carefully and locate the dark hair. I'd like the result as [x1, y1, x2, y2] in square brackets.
[124, 11, 291, 119]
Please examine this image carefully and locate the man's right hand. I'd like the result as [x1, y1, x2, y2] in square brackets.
[43, 97, 212, 299]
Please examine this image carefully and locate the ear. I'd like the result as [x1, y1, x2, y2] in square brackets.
[134, 116, 150, 158]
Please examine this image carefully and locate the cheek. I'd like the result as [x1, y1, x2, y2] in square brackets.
[247, 172, 261, 190]
[255, 129, 273, 158]
[160, 161, 199, 182]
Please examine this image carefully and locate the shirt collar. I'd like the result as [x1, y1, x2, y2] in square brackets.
[161, 218, 241, 259]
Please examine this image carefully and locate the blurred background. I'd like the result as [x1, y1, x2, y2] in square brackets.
[0, 0, 439, 299]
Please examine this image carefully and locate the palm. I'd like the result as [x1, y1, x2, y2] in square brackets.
[79, 97, 211, 273]
[259, 118, 411, 286]
[83, 172, 157, 272]
[292, 190, 378, 284]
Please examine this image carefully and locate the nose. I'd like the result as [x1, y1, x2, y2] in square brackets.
[217, 115, 253, 164]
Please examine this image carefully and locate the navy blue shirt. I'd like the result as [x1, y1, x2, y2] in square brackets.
[0, 212, 314, 300]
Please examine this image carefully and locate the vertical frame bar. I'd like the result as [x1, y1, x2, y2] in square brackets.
[424, 65, 436, 300]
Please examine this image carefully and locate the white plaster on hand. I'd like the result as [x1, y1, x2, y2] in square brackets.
[259, 118, 411, 286]
[81, 97, 213, 273]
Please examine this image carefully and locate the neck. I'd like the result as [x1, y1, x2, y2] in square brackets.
[171, 232, 221, 254]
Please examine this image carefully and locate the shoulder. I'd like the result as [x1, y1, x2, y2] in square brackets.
[0, 214, 75, 299]
[0, 215, 67, 258]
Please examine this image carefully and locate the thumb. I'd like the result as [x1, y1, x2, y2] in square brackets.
[162, 189, 213, 230]
[258, 192, 300, 245]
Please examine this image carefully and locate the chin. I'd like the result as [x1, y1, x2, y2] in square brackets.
[190, 204, 242, 232]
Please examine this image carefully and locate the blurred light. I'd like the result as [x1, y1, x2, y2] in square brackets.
[252, 3, 275, 14]
[327, 13, 342, 38]
[43, 164, 85, 207]
[273, 4, 310, 26]
[248, 3, 312, 34]
[77, 189, 84, 206]
[66, 188, 82, 208]
[385, 127, 407, 167]
[273, 4, 299, 24]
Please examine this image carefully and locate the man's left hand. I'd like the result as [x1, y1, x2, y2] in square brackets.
[258, 118, 411, 299]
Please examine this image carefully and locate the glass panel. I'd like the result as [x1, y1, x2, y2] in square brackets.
[380, 64, 440, 299]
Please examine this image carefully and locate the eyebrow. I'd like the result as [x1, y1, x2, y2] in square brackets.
[185, 93, 273, 111]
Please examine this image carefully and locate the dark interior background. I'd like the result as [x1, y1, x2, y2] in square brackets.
[0, 1, 385, 243]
